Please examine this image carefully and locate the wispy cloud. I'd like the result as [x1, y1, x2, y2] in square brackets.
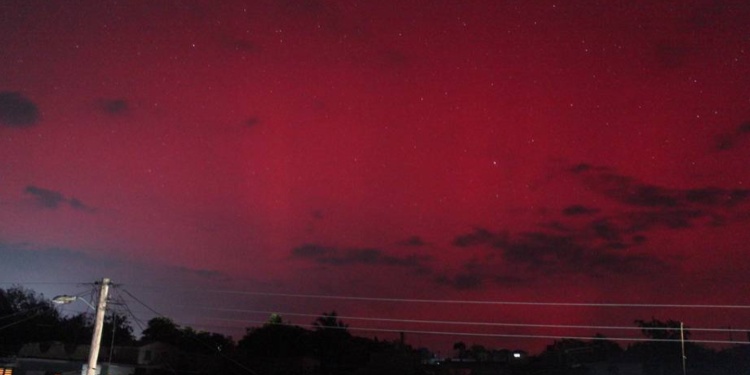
[291, 243, 432, 270]
[0, 92, 39, 127]
[24, 186, 94, 212]
[397, 236, 427, 247]
[97, 98, 129, 115]
[715, 121, 750, 151]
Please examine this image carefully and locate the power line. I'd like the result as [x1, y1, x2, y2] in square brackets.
[0, 281, 90, 286]
[180, 305, 750, 334]
[111, 289, 146, 332]
[202, 318, 750, 346]
[125, 285, 750, 310]
[120, 288, 260, 375]
[0, 310, 42, 331]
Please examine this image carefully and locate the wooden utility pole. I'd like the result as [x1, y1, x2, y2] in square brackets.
[87, 278, 110, 375]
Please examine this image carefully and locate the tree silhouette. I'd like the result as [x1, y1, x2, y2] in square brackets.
[452, 341, 466, 360]
[238, 320, 310, 358]
[0, 286, 60, 353]
[141, 317, 181, 345]
[311, 311, 352, 373]
[631, 318, 691, 375]
[57, 313, 92, 346]
[312, 311, 348, 332]
[635, 318, 689, 341]
[102, 312, 137, 346]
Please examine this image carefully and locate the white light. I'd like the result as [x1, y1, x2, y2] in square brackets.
[52, 295, 77, 305]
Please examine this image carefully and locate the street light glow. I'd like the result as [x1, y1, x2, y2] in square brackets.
[52, 295, 77, 305]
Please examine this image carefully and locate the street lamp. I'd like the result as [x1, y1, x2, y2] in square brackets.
[52, 295, 95, 311]
[53, 278, 111, 375]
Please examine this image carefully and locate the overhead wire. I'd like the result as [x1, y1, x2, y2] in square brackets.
[117, 284, 750, 348]
[120, 288, 260, 375]
[0, 310, 42, 331]
[180, 305, 750, 334]
[8, 281, 745, 352]
[169, 288, 750, 310]
[111, 288, 146, 332]
[193, 318, 750, 346]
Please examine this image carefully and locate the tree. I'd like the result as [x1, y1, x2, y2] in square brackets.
[591, 333, 622, 360]
[56, 313, 93, 345]
[630, 318, 693, 375]
[267, 313, 283, 325]
[238, 322, 310, 358]
[311, 311, 352, 372]
[141, 317, 181, 345]
[635, 318, 688, 341]
[453, 341, 466, 360]
[312, 311, 349, 332]
[0, 286, 60, 353]
[469, 344, 489, 362]
[102, 312, 137, 346]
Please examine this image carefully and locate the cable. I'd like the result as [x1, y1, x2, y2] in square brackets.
[0, 311, 42, 331]
[0, 309, 30, 322]
[125, 285, 750, 310]
[112, 289, 146, 332]
[208, 318, 750, 346]
[122, 289, 164, 317]
[181, 306, 750, 334]
[0, 281, 90, 286]
[120, 288, 260, 375]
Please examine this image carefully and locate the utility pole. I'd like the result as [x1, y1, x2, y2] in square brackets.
[87, 278, 110, 375]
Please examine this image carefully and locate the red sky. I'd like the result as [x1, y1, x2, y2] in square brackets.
[2, 0, 750, 354]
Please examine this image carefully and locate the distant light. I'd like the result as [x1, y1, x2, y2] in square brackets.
[513, 353, 522, 359]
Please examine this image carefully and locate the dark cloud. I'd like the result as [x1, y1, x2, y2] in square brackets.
[24, 185, 93, 212]
[436, 260, 528, 290]
[570, 163, 593, 173]
[622, 209, 705, 231]
[0, 91, 39, 127]
[291, 243, 330, 258]
[436, 273, 483, 290]
[98, 99, 129, 115]
[715, 134, 734, 151]
[653, 40, 690, 69]
[568, 163, 750, 244]
[685, 187, 730, 205]
[715, 121, 750, 151]
[174, 266, 231, 282]
[398, 236, 426, 247]
[438, 164, 750, 290]
[24, 186, 66, 208]
[435, 261, 487, 290]
[291, 243, 431, 269]
[500, 231, 668, 277]
[452, 227, 503, 247]
[281, 0, 327, 15]
[245, 117, 260, 127]
[492, 275, 527, 286]
[688, 1, 729, 30]
[572, 164, 750, 209]
[590, 219, 621, 242]
[562, 204, 599, 216]
[448, 222, 669, 286]
[225, 37, 258, 53]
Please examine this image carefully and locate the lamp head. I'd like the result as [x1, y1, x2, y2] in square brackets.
[52, 295, 78, 305]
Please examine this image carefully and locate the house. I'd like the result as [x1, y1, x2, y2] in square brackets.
[10, 342, 138, 375]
